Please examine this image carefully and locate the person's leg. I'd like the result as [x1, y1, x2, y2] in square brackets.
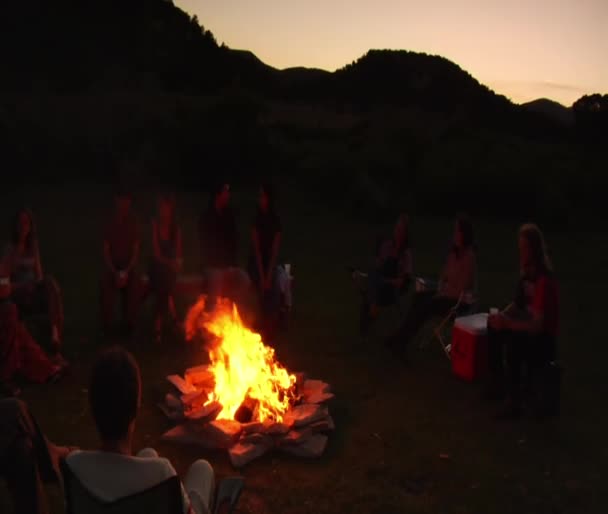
[505, 332, 527, 413]
[16, 321, 59, 383]
[390, 291, 435, 346]
[183, 459, 215, 514]
[485, 327, 506, 400]
[41, 277, 64, 352]
[125, 272, 140, 332]
[100, 273, 116, 332]
[0, 303, 23, 385]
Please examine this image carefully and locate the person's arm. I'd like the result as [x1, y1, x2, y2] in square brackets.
[103, 240, 117, 274]
[504, 278, 551, 334]
[125, 221, 140, 274]
[265, 231, 281, 288]
[34, 243, 43, 281]
[252, 227, 265, 289]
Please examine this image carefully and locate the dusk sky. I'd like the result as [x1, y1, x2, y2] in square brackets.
[175, 0, 607, 106]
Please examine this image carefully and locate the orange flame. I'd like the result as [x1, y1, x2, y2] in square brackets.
[185, 296, 295, 423]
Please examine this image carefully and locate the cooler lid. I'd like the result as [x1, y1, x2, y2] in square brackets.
[454, 313, 488, 335]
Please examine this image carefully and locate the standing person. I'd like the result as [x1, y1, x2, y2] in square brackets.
[0, 398, 73, 514]
[66, 346, 216, 514]
[248, 183, 282, 341]
[149, 194, 182, 343]
[386, 215, 476, 353]
[486, 224, 559, 419]
[359, 213, 413, 336]
[4, 208, 64, 354]
[100, 189, 141, 335]
[198, 182, 238, 307]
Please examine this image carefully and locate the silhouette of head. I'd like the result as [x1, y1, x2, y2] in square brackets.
[89, 346, 141, 444]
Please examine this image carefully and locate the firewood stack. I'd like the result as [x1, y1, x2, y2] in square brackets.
[159, 366, 335, 468]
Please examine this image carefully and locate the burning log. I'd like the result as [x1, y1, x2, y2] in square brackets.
[277, 428, 313, 447]
[240, 432, 273, 446]
[184, 401, 222, 423]
[263, 420, 293, 436]
[229, 440, 272, 468]
[181, 390, 207, 411]
[241, 421, 264, 435]
[281, 434, 328, 458]
[202, 420, 243, 448]
[309, 415, 335, 433]
[234, 396, 259, 424]
[167, 375, 197, 395]
[185, 365, 215, 387]
[285, 404, 328, 428]
[302, 380, 332, 404]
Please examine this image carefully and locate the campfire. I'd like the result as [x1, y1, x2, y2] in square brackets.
[159, 296, 335, 468]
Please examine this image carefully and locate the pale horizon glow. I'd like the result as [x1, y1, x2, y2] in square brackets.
[176, 0, 607, 106]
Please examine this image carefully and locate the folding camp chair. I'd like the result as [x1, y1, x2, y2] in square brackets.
[432, 290, 478, 359]
[61, 459, 244, 514]
[416, 270, 478, 359]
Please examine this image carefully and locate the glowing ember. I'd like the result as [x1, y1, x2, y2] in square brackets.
[185, 296, 296, 423]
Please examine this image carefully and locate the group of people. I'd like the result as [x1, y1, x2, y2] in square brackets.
[358, 214, 559, 419]
[0, 181, 286, 395]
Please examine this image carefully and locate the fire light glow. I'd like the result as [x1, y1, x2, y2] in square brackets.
[185, 296, 296, 423]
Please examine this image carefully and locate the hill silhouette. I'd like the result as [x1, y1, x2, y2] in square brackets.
[0, 0, 606, 222]
[521, 99, 574, 125]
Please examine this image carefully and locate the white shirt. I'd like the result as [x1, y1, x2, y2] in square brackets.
[66, 450, 192, 514]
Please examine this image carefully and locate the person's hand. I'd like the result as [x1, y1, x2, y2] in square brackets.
[489, 313, 508, 330]
[115, 270, 128, 289]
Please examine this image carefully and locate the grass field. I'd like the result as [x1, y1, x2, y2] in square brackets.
[1, 184, 606, 514]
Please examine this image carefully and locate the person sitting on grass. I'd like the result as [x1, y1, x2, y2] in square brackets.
[66, 346, 216, 514]
[149, 193, 183, 344]
[385, 215, 476, 353]
[0, 266, 67, 396]
[0, 398, 73, 514]
[100, 188, 141, 336]
[486, 223, 559, 420]
[4, 208, 65, 356]
[248, 183, 282, 342]
[358, 213, 413, 336]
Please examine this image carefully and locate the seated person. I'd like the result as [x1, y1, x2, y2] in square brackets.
[4, 208, 64, 354]
[359, 213, 413, 335]
[386, 215, 476, 352]
[149, 194, 183, 343]
[66, 346, 216, 514]
[198, 182, 248, 307]
[0, 398, 72, 514]
[1, 267, 66, 395]
[248, 183, 282, 341]
[486, 224, 559, 419]
[100, 189, 141, 335]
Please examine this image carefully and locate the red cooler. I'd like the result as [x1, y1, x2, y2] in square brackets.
[451, 313, 488, 382]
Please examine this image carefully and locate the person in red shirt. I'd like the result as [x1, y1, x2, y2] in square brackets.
[100, 189, 141, 335]
[487, 223, 559, 419]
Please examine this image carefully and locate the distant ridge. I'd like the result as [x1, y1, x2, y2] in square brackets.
[521, 98, 574, 125]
